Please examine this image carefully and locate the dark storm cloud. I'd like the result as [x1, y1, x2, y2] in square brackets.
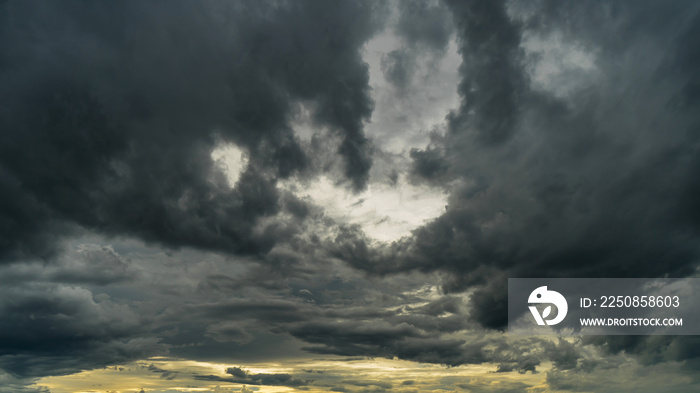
[155, 276, 558, 369]
[381, 49, 415, 92]
[408, 145, 449, 184]
[147, 363, 179, 380]
[287, 318, 565, 370]
[196, 366, 310, 388]
[332, 0, 700, 336]
[196, 297, 320, 325]
[444, 0, 527, 144]
[191, 294, 468, 341]
[30, 240, 581, 375]
[343, 380, 393, 390]
[0, 244, 137, 286]
[0, 0, 385, 263]
[396, 0, 453, 51]
[117, 244, 590, 374]
[542, 339, 581, 371]
[380, 0, 453, 92]
[457, 381, 530, 393]
[582, 335, 700, 369]
[0, 282, 161, 378]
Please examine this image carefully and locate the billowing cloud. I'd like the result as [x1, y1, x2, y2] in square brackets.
[0, 0, 386, 264]
[196, 366, 310, 388]
[335, 0, 700, 333]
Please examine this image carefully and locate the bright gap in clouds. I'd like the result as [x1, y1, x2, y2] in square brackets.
[211, 141, 447, 243]
[361, 11, 461, 154]
[297, 14, 458, 243]
[521, 31, 599, 98]
[211, 142, 247, 187]
[286, 176, 447, 243]
[209, 15, 458, 244]
[33, 356, 537, 393]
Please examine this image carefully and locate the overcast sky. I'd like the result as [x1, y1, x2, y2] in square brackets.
[2, 0, 700, 392]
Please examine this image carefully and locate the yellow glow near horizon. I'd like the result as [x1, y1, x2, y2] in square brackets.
[34, 356, 547, 393]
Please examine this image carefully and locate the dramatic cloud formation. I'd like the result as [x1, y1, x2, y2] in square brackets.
[2, 1, 700, 392]
[334, 0, 700, 330]
[0, 0, 387, 263]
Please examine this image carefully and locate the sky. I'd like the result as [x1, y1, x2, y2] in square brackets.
[2, 0, 700, 392]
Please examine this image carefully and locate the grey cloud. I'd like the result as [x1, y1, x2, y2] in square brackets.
[289, 320, 427, 356]
[378, 0, 454, 93]
[396, 0, 453, 51]
[411, 296, 461, 316]
[0, 283, 161, 378]
[495, 357, 539, 374]
[116, 247, 590, 372]
[457, 380, 531, 393]
[147, 363, 179, 380]
[0, 371, 52, 393]
[344, 380, 393, 390]
[582, 335, 700, 369]
[0, 243, 137, 286]
[196, 366, 310, 388]
[287, 317, 563, 370]
[205, 322, 253, 345]
[445, 0, 527, 144]
[543, 339, 581, 371]
[381, 49, 416, 92]
[409, 145, 449, 184]
[156, 272, 496, 367]
[196, 298, 320, 325]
